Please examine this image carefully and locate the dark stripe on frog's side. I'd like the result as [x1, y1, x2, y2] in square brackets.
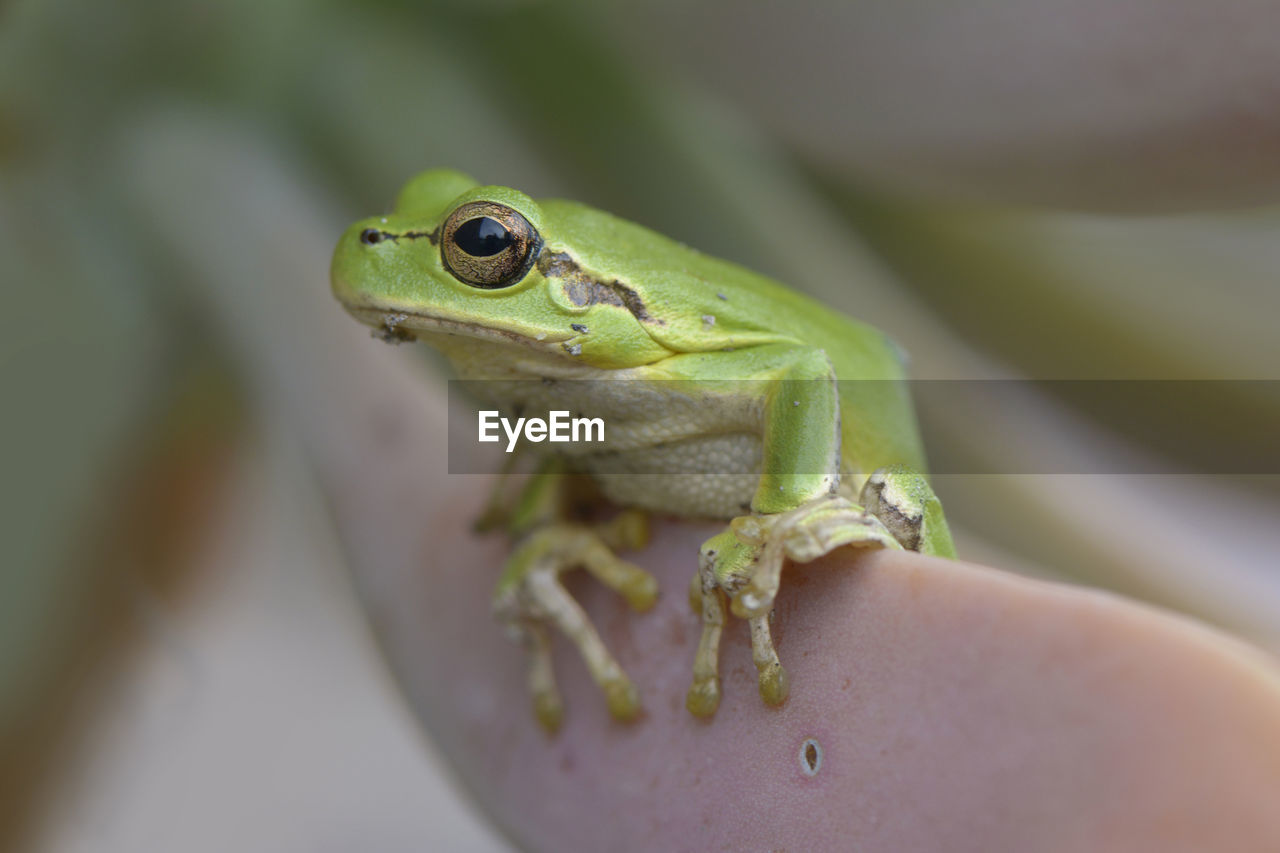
[537, 251, 665, 326]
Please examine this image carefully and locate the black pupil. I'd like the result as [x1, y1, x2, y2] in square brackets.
[452, 216, 513, 257]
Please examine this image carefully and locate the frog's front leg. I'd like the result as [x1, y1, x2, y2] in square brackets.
[491, 468, 657, 733]
[686, 496, 903, 715]
[728, 465, 957, 622]
[684, 348, 954, 716]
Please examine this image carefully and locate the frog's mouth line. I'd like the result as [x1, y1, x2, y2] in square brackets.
[342, 304, 576, 349]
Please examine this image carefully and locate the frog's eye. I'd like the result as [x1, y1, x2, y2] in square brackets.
[441, 201, 541, 289]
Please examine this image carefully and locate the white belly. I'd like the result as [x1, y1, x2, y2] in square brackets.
[580, 433, 763, 520]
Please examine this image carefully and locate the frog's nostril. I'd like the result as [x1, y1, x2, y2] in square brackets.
[360, 228, 385, 246]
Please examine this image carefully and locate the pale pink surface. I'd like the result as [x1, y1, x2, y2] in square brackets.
[329, 452, 1280, 852]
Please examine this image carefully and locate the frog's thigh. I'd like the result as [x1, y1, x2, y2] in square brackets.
[859, 464, 957, 558]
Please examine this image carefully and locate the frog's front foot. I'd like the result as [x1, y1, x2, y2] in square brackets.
[493, 511, 657, 733]
[686, 495, 903, 717]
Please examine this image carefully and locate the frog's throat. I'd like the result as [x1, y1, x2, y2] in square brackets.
[341, 304, 575, 350]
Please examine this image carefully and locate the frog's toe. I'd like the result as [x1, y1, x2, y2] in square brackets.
[685, 676, 721, 717]
[533, 689, 565, 734]
[757, 660, 790, 706]
[749, 613, 789, 707]
[497, 531, 650, 731]
[596, 508, 651, 551]
[687, 566, 728, 719]
[576, 535, 659, 612]
[520, 621, 565, 734]
[603, 677, 642, 722]
[598, 560, 657, 612]
[623, 569, 659, 612]
[528, 571, 646, 725]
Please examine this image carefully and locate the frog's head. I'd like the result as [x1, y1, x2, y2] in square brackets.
[331, 169, 670, 369]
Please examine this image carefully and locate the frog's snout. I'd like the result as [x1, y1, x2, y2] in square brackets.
[330, 221, 380, 305]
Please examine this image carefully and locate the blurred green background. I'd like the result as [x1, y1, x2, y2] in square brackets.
[3, 0, 1278, 847]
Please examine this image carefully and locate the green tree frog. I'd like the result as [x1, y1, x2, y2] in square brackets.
[331, 170, 955, 732]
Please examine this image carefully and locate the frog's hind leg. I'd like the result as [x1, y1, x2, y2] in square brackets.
[525, 554, 641, 720]
[494, 521, 656, 733]
[859, 464, 957, 558]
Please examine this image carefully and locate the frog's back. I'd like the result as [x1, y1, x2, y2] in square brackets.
[540, 200, 897, 357]
[540, 198, 927, 477]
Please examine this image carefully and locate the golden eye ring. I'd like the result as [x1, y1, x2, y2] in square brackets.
[440, 201, 541, 289]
